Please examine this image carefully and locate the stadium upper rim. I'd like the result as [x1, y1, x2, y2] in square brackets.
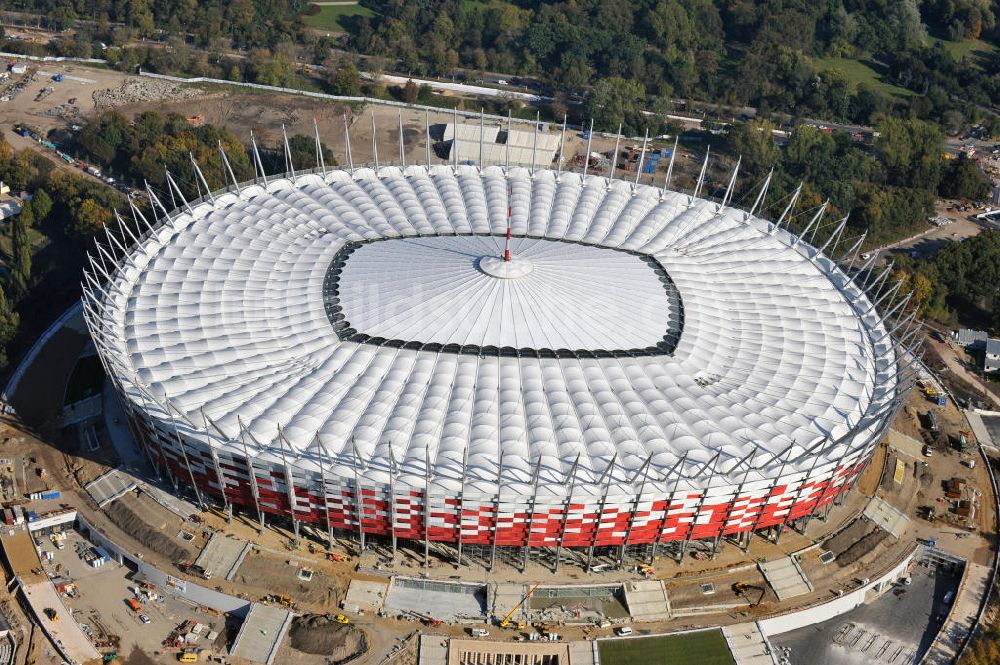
[83, 161, 910, 500]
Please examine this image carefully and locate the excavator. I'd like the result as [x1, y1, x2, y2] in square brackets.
[732, 582, 766, 608]
[499, 583, 540, 629]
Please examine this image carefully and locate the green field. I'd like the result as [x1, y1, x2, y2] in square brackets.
[930, 37, 998, 62]
[814, 57, 917, 97]
[597, 630, 737, 665]
[302, 3, 376, 33]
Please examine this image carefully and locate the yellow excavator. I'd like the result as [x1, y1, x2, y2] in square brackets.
[732, 582, 765, 608]
[499, 583, 539, 629]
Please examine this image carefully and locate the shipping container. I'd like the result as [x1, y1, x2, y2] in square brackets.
[40, 490, 60, 500]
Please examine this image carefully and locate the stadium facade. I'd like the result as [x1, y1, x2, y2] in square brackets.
[81, 138, 916, 568]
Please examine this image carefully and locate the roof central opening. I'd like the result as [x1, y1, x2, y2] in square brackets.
[477, 254, 534, 279]
[323, 234, 684, 356]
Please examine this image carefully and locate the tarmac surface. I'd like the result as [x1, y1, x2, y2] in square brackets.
[772, 559, 960, 665]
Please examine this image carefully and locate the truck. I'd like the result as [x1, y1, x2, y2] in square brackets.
[470, 628, 489, 637]
[127, 598, 142, 613]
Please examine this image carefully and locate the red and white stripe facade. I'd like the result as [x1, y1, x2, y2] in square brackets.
[83, 162, 912, 550]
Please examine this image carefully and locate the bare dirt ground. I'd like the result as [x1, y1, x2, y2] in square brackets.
[231, 548, 342, 608]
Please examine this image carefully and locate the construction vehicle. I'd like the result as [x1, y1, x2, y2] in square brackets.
[732, 582, 765, 608]
[178, 650, 199, 663]
[407, 610, 441, 627]
[336, 614, 350, 624]
[499, 583, 539, 629]
[127, 598, 142, 613]
[327, 551, 348, 562]
[43, 607, 58, 621]
[102, 654, 118, 663]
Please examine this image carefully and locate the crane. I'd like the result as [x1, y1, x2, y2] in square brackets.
[499, 583, 540, 629]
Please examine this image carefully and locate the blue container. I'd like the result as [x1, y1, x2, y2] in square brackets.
[642, 161, 656, 173]
[40, 490, 60, 500]
[661, 148, 673, 157]
[649, 153, 661, 162]
[937, 395, 947, 407]
[582, 131, 591, 140]
[25, 511, 37, 522]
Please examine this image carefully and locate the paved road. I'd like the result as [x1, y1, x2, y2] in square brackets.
[926, 337, 1000, 409]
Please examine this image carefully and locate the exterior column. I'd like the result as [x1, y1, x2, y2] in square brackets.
[351, 441, 366, 555]
[165, 403, 204, 510]
[522, 458, 543, 572]
[744, 445, 793, 552]
[553, 455, 581, 573]
[650, 453, 688, 563]
[238, 420, 265, 533]
[277, 428, 300, 541]
[619, 457, 653, 568]
[587, 454, 617, 573]
[457, 445, 469, 568]
[424, 447, 432, 569]
[316, 436, 334, 547]
[680, 453, 720, 561]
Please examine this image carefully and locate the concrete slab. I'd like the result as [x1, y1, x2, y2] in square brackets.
[964, 411, 992, 451]
[385, 577, 486, 621]
[230, 602, 292, 665]
[419, 634, 449, 665]
[568, 639, 597, 665]
[194, 533, 249, 581]
[84, 468, 136, 507]
[23, 580, 101, 663]
[864, 496, 911, 539]
[978, 413, 1000, 452]
[723, 622, 777, 665]
[622, 580, 671, 622]
[759, 557, 813, 602]
[343, 578, 389, 614]
[888, 429, 926, 459]
[491, 583, 529, 623]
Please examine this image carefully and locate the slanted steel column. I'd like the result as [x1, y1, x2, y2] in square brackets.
[649, 453, 688, 563]
[815, 442, 853, 523]
[556, 115, 567, 179]
[608, 124, 622, 184]
[582, 119, 594, 178]
[680, 453, 720, 560]
[398, 113, 406, 168]
[351, 440, 366, 554]
[238, 418, 265, 532]
[424, 110, 431, 166]
[315, 434, 334, 546]
[387, 445, 398, 560]
[747, 445, 794, 548]
[343, 113, 355, 174]
[521, 457, 543, 572]
[530, 111, 539, 175]
[457, 445, 469, 567]
[586, 453, 617, 572]
[787, 439, 826, 534]
[218, 141, 242, 195]
[164, 402, 204, 510]
[453, 106, 460, 171]
[277, 426, 301, 540]
[370, 112, 380, 171]
[633, 129, 648, 189]
[200, 409, 232, 519]
[662, 136, 679, 196]
[478, 108, 485, 169]
[505, 110, 512, 172]
[424, 446, 432, 569]
[314, 118, 327, 177]
[619, 457, 653, 568]
[553, 454, 581, 573]
[716, 451, 756, 555]
[490, 453, 504, 572]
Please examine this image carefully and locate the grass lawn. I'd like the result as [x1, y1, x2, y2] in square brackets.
[597, 630, 737, 665]
[64, 354, 105, 405]
[814, 57, 917, 97]
[930, 37, 998, 62]
[302, 3, 377, 33]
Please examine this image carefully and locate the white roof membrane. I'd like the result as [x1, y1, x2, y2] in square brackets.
[93, 166, 899, 497]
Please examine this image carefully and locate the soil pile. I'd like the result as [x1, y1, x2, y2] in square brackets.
[289, 614, 367, 663]
[103, 499, 191, 561]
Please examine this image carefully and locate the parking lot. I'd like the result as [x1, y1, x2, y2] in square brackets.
[771, 556, 962, 665]
[39, 529, 224, 662]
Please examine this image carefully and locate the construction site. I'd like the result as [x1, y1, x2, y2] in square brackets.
[0, 60, 990, 665]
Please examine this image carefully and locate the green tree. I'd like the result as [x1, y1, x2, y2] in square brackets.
[330, 62, 362, 96]
[0, 283, 19, 369]
[30, 189, 52, 224]
[8, 207, 32, 300]
[725, 120, 780, 178]
[874, 116, 943, 190]
[939, 156, 992, 201]
[584, 76, 647, 133]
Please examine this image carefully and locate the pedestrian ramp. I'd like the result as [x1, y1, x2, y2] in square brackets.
[622, 580, 672, 621]
[864, 496, 911, 539]
[723, 622, 778, 665]
[759, 556, 813, 601]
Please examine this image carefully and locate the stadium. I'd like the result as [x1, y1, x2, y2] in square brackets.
[81, 132, 914, 569]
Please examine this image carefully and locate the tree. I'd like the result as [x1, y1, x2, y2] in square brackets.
[874, 116, 943, 190]
[401, 79, 419, 104]
[30, 189, 52, 224]
[0, 283, 19, 369]
[72, 198, 112, 239]
[939, 156, 991, 201]
[8, 208, 32, 300]
[330, 62, 362, 96]
[584, 76, 647, 133]
[725, 120, 780, 178]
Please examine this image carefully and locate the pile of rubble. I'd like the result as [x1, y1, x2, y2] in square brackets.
[92, 78, 201, 108]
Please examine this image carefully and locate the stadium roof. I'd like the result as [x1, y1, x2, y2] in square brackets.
[91, 165, 899, 497]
